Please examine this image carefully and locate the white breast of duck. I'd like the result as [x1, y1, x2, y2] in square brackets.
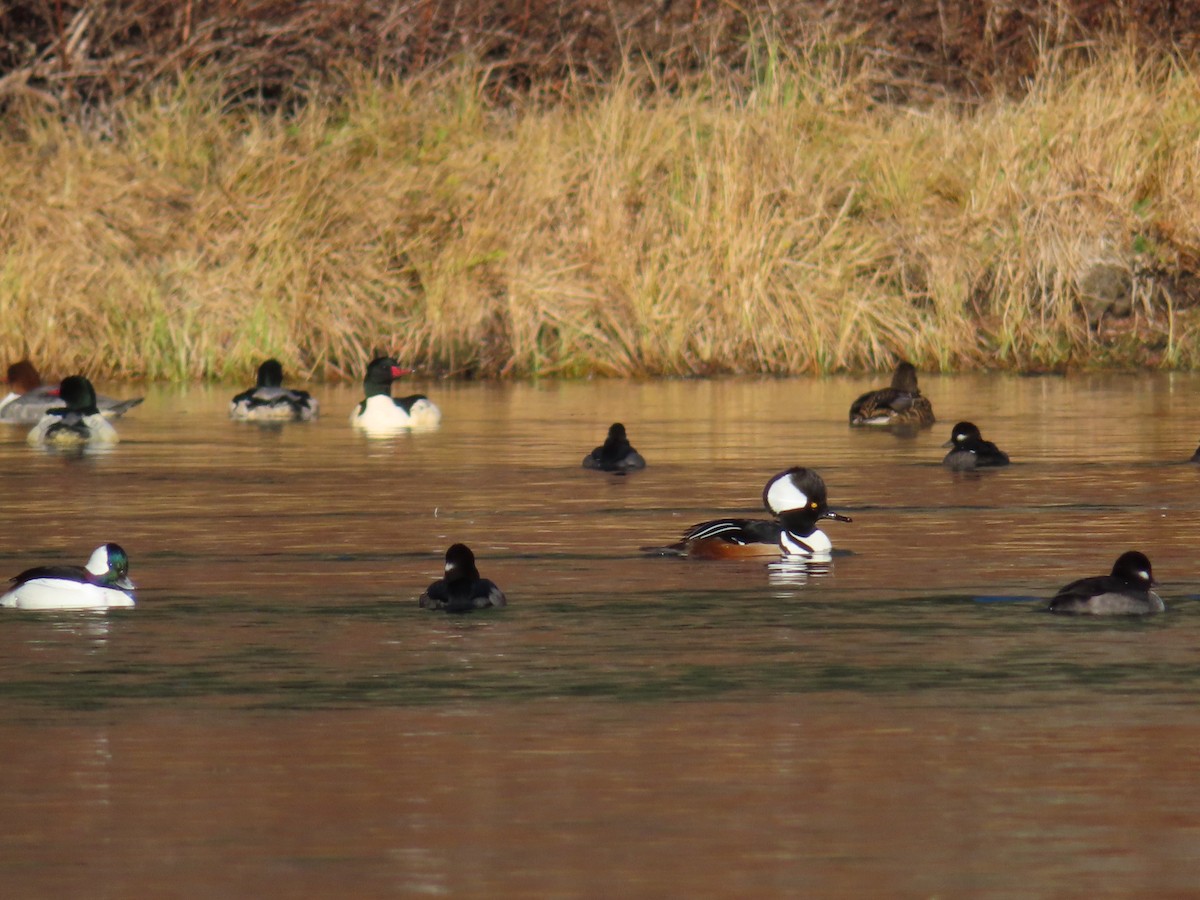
[351, 394, 442, 431]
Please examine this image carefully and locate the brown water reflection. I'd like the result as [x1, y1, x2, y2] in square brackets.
[2, 374, 1200, 895]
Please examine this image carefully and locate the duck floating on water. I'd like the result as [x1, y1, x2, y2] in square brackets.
[644, 467, 851, 560]
[419, 543, 506, 612]
[1047, 550, 1164, 616]
[942, 421, 1010, 470]
[230, 359, 318, 422]
[582, 423, 646, 472]
[849, 361, 935, 429]
[26, 375, 120, 448]
[350, 356, 441, 433]
[0, 544, 135, 610]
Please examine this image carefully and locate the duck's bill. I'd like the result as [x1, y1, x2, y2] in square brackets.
[115, 576, 135, 590]
[941, 439, 954, 448]
[824, 511, 853, 523]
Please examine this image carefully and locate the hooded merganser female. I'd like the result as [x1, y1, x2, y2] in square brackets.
[0, 360, 142, 424]
[645, 467, 851, 560]
[0, 544, 135, 610]
[1048, 550, 1164, 616]
[230, 359, 319, 422]
[26, 375, 120, 448]
[942, 421, 1010, 470]
[419, 543, 506, 612]
[849, 361, 935, 428]
[350, 356, 441, 432]
[582, 423, 646, 472]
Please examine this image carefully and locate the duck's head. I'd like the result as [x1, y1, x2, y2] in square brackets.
[891, 361, 920, 393]
[606, 423, 627, 442]
[943, 421, 983, 448]
[7, 360, 42, 394]
[443, 543, 480, 582]
[762, 467, 852, 524]
[57, 375, 100, 415]
[363, 356, 414, 396]
[1111, 550, 1155, 588]
[256, 359, 285, 388]
[86, 543, 134, 590]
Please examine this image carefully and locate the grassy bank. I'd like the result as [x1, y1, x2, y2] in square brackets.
[3, 43, 1200, 380]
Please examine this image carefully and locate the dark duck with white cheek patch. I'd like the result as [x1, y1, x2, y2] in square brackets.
[230, 359, 319, 422]
[26, 375, 120, 447]
[1, 543, 135, 610]
[644, 467, 851, 560]
[350, 356, 441, 432]
[582, 423, 646, 471]
[849, 361, 935, 428]
[942, 421, 1010, 470]
[1048, 551, 1164, 616]
[419, 544, 507, 612]
[0, 360, 142, 424]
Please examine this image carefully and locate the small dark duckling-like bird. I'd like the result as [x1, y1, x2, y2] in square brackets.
[230, 359, 319, 422]
[644, 466, 851, 560]
[582, 423, 646, 472]
[419, 544, 506, 612]
[849, 361, 935, 428]
[1048, 551, 1165, 616]
[942, 421, 1010, 470]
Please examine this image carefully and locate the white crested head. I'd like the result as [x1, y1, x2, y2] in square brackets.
[765, 474, 808, 514]
[85, 545, 110, 576]
[764, 467, 829, 516]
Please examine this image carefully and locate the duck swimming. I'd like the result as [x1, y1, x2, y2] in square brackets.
[350, 356, 441, 432]
[645, 467, 851, 560]
[0, 544, 135, 610]
[26, 375, 120, 448]
[230, 359, 319, 422]
[419, 543, 506, 612]
[1047, 550, 1164, 616]
[849, 361, 935, 428]
[582, 423, 646, 472]
[0, 360, 142, 424]
[942, 421, 1010, 470]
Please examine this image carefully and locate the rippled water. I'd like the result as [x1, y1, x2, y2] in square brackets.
[3, 373, 1200, 895]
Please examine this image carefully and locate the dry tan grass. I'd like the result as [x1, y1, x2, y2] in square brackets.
[2, 42, 1200, 380]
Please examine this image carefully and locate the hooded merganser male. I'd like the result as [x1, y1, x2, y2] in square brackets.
[942, 421, 1010, 470]
[26, 375, 120, 448]
[1048, 550, 1164, 616]
[582, 423, 646, 472]
[0, 544, 135, 610]
[350, 356, 441, 432]
[230, 359, 319, 422]
[849, 361, 935, 428]
[644, 467, 851, 560]
[419, 543, 506, 612]
[0, 360, 142, 424]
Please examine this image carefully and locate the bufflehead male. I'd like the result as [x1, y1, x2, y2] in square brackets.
[1048, 550, 1164, 616]
[26, 375, 120, 447]
[350, 356, 441, 432]
[0, 544, 135, 610]
[645, 467, 851, 560]
[942, 421, 1010, 470]
[0, 360, 142, 424]
[849, 361, 935, 428]
[230, 359, 319, 422]
[419, 544, 506, 612]
[582, 423, 646, 472]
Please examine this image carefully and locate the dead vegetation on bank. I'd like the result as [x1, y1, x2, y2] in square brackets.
[3, 4, 1200, 379]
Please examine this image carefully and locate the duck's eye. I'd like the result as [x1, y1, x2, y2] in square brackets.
[810, 501, 818, 509]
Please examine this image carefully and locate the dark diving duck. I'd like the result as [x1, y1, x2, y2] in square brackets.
[1048, 551, 1164, 616]
[942, 421, 1010, 471]
[230, 359, 318, 422]
[644, 467, 851, 560]
[582, 423, 646, 472]
[849, 361, 935, 429]
[419, 544, 507, 612]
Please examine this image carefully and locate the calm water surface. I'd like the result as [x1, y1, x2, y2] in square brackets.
[3, 374, 1200, 896]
